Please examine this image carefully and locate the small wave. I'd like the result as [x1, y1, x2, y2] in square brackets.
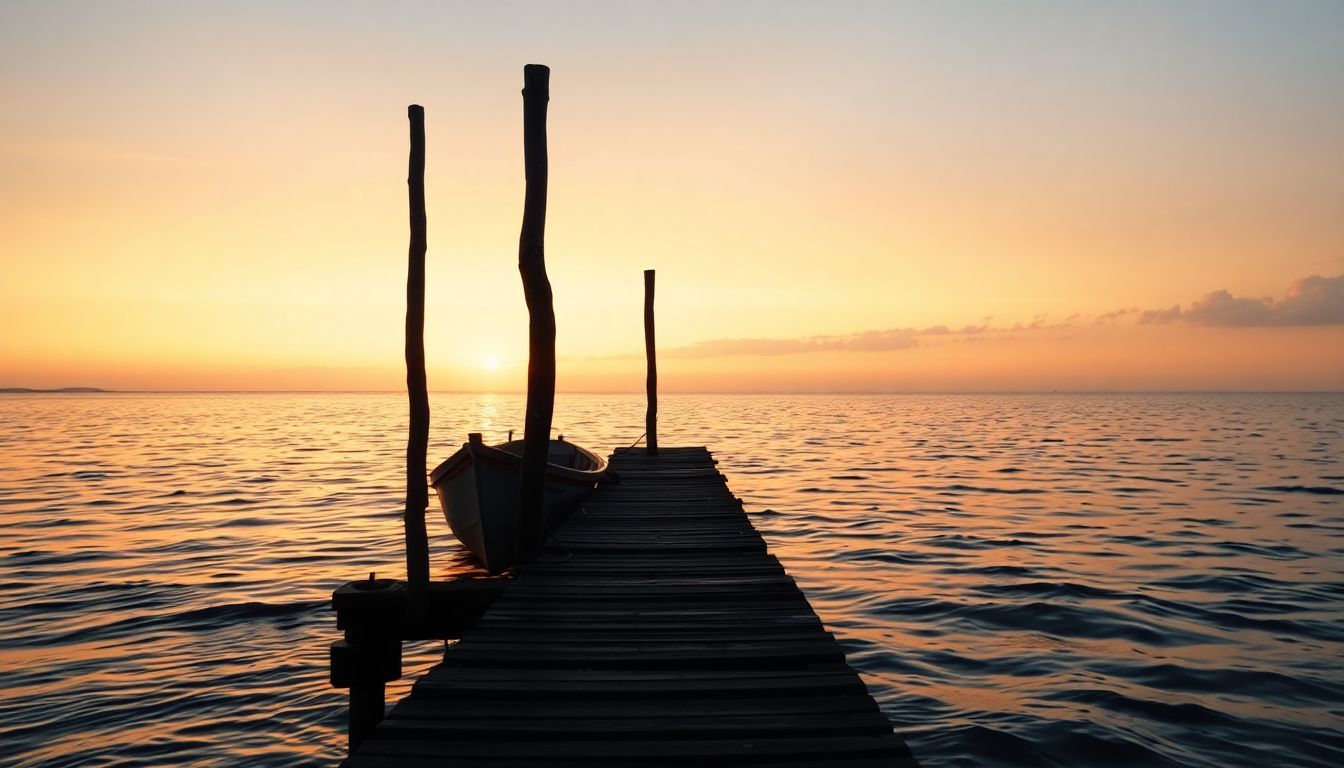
[69, 471, 111, 480]
[842, 548, 941, 565]
[938, 564, 1051, 578]
[20, 517, 84, 528]
[875, 597, 1207, 646]
[7, 549, 115, 566]
[973, 581, 1132, 601]
[925, 722, 1180, 767]
[1213, 540, 1307, 560]
[217, 516, 284, 528]
[1173, 516, 1235, 526]
[1257, 485, 1343, 495]
[172, 600, 326, 624]
[921, 534, 1037, 550]
[1151, 573, 1282, 593]
[1045, 686, 1235, 726]
[926, 724, 1053, 767]
[1106, 661, 1343, 705]
[930, 484, 1046, 495]
[216, 497, 261, 506]
[1, 597, 326, 650]
[1132, 593, 1343, 642]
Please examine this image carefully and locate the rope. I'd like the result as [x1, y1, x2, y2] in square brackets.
[537, 503, 574, 563]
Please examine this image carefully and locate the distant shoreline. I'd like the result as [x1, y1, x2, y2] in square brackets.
[0, 387, 107, 393]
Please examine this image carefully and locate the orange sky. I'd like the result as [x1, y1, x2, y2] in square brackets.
[2, 2, 1342, 392]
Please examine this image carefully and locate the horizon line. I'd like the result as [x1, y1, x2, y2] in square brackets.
[5, 388, 1343, 396]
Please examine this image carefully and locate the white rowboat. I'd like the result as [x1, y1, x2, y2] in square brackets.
[429, 433, 607, 573]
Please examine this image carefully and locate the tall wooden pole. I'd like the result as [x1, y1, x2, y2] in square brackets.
[644, 269, 658, 455]
[403, 104, 430, 616]
[516, 65, 555, 566]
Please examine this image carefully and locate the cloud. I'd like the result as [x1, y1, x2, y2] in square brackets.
[606, 274, 1343, 363]
[661, 328, 920, 358]
[1139, 274, 1344, 327]
[1137, 305, 1183, 324]
[653, 319, 1067, 360]
[1095, 307, 1139, 323]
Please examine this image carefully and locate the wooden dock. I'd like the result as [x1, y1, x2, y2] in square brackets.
[340, 446, 917, 767]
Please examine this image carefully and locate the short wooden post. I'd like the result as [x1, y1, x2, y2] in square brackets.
[347, 679, 386, 752]
[644, 269, 658, 455]
[331, 632, 401, 752]
[403, 105, 431, 620]
[516, 64, 555, 566]
[330, 577, 403, 754]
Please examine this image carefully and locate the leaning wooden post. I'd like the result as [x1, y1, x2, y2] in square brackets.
[403, 104, 431, 619]
[644, 269, 658, 455]
[516, 64, 555, 566]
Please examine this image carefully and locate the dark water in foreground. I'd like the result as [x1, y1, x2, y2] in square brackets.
[1, 392, 1341, 767]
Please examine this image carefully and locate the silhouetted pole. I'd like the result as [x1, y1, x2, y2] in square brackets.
[403, 104, 431, 619]
[644, 269, 658, 455]
[516, 65, 555, 566]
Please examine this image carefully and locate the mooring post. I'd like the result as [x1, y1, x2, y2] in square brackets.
[403, 104, 431, 619]
[644, 269, 658, 455]
[347, 678, 385, 753]
[333, 630, 400, 754]
[516, 64, 555, 566]
[330, 578, 403, 754]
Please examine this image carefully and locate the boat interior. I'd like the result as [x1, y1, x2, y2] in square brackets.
[496, 439, 602, 471]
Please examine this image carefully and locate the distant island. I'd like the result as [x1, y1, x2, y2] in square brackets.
[0, 387, 107, 393]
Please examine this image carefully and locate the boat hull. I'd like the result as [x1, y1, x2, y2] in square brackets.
[429, 435, 606, 573]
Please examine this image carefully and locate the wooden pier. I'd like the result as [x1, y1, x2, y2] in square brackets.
[337, 446, 917, 767]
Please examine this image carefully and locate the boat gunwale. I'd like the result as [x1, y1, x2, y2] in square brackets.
[429, 438, 608, 488]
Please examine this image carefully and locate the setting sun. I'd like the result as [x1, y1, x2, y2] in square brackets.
[480, 354, 500, 372]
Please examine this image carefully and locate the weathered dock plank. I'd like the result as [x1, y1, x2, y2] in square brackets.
[343, 446, 916, 767]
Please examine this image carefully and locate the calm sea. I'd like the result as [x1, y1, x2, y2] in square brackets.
[1, 392, 1341, 767]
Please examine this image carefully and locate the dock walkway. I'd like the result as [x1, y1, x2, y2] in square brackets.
[343, 446, 916, 766]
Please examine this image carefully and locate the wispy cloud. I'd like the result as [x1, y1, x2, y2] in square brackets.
[660, 328, 920, 359]
[652, 323, 1038, 359]
[1139, 274, 1344, 327]
[1095, 307, 1139, 323]
[917, 324, 989, 336]
[605, 274, 1343, 362]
